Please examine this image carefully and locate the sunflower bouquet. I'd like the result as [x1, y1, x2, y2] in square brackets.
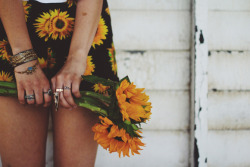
[0, 75, 152, 157]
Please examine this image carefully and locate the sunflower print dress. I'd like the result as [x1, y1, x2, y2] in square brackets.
[0, 0, 118, 94]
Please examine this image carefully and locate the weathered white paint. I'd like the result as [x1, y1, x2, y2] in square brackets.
[108, 0, 191, 10]
[208, 91, 250, 130]
[190, 0, 208, 166]
[208, 51, 250, 90]
[116, 51, 190, 90]
[209, 0, 250, 11]
[208, 12, 250, 51]
[143, 90, 190, 130]
[111, 11, 191, 50]
[208, 130, 250, 167]
[95, 130, 189, 167]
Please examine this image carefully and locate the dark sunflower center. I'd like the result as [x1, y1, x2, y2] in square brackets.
[56, 19, 65, 29]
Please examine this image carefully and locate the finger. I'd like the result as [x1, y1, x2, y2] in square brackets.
[51, 77, 56, 94]
[43, 87, 52, 108]
[25, 89, 35, 105]
[63, 81, 77, 108]
[17, 84, 26, 104]
[55, 77, 72, 109]
[34, 87, 44, 106]
[72, 76, 82, 98]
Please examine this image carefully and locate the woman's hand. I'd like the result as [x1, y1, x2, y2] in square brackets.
[51, 54, 86, 110]
[15, 59, 52, 107]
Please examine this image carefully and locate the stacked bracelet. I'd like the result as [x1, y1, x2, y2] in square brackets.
[9, 49, 38, 68]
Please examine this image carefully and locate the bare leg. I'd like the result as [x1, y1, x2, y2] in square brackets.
[52, 103, 99, 167]
[0, 96, 50, 167]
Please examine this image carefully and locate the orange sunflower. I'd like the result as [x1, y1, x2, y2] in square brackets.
[92, 116, 145, 157]
[116, 80, 152, 122]
[83, 56, 95, 76]
[93, 83, 110, 94]
[0, 71, 13, 82]
[49, 9, 75, 40]
[38, 57, 47, 69]
[92, 17, 108, 48]
[0, 39, 12, 61]
[107, 43, 117, 75]
[22, 1, 31, 22]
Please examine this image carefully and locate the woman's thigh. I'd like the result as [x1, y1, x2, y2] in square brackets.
[52, 104, 99, 167]
[0, 96, 50, 167]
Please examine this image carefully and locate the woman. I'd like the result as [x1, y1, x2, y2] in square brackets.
[0, 0, 118, 166]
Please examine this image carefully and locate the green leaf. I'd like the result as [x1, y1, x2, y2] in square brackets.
[80, 91, 111, 103]
[81, 75, 116, 86]
[119, 76, 131, 84]
[0, 88, 17, 96]
[0, 81, 17, 89]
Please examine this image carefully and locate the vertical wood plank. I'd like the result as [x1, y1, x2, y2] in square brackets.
[190, 0, 208, 166]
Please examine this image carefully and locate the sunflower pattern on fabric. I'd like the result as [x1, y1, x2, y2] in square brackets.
[34, 9, 75, 41]
[22, 1, 32, 22]
[0, 0, 119, 93]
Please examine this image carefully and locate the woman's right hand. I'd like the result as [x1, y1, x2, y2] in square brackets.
[14, 59, 52, 107]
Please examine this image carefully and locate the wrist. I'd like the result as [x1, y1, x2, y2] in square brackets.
[67, 49, 88, 63]
[11, 45, 33, 55]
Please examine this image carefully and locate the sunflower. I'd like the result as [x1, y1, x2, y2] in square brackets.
[105, 7, 110, 15]
[38, 57, 47, 69]
[107, 43, 117, 75]
[0, 39, 12, 61]
[22, 1, 31, 22]
[0, 71, 13, 82]
[83, 55, 95, 76]
[47, 47, 56, 69]
[49, 9, 75, 40]
[116, 80, 152, 122]
[93, 83, 110, 94]
[34, 9, 74, 41]
[92, 116, 145, 157]
[33, 12, 52, 41]
[92, 17, 108, 48]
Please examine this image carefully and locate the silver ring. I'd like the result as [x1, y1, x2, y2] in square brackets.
[43, 88, 52, 96]
[25, 94, 35, 100]
[64, 86, 71, 90]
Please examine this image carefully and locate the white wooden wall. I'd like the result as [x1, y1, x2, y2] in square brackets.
[1, 0, 250, 166]
[207, 0, 250, 166]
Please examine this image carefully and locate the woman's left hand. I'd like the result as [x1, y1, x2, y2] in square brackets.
[51, 55, 87, 110]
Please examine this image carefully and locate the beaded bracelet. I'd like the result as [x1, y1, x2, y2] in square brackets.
[14, 61, 39, 75]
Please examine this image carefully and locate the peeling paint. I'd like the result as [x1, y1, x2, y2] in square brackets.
[124, 50, 146, 55]
[199, 30, 204, 44]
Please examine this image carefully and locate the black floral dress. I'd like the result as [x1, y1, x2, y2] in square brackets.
[0, 0, 118, 94]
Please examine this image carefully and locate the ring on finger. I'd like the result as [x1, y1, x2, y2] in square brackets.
[43, 88, 52, 96]
[56, 88, 64, 92]
[25, 94, 35, 100]
[63, 86, 71, 90]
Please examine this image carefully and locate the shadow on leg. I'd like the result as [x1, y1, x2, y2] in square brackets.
[0, 96, 50, 167]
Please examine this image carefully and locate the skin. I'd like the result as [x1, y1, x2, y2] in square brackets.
[0, 0, 104, 166]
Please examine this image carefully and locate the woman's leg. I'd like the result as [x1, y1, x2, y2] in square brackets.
[52, 104, 99, 167]
[0, 96, 50, 167]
